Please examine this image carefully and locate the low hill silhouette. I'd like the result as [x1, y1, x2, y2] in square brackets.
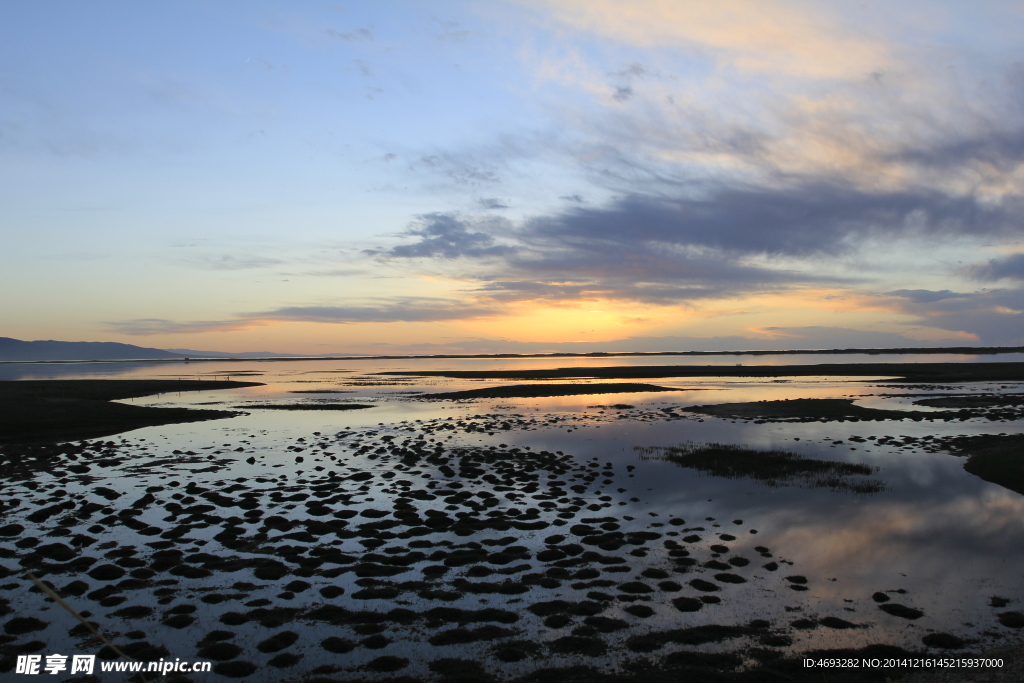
[0, 337, 185, 362]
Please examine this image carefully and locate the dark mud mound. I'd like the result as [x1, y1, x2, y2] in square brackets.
[421, 383, 682, 400]
[0, 379, 261, 443]
[911, 394, 1024, 421]
[936, 433, 1024, 495]
[913, 394, 1024, 409]
[681, 398, 945, 422]
[638, 442, 884, 493]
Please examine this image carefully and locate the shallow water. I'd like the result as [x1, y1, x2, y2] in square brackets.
[1, 355, 1022, 680]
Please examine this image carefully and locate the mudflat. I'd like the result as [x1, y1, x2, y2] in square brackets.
[0, 379, 263, 443]
[1, 361, 1022, 682]
[936, 433, 1024, 496]
[681, 398, 951, 422]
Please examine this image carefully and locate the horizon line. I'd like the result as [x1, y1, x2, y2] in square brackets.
[3, 344, 1024, 366]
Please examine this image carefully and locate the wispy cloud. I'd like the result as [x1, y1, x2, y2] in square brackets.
[251, 298, 500, 324]
[179, 255, 285, 270]
[327, 27, 373, 41]
[106, 298, 501, 335]
[412, 154, 502, 186]
[293, 268, 367, 278]
[533, 0, 892, 79]
[104, 318, 264, 336]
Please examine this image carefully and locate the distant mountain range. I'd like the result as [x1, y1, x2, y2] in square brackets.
[0, 337, 184, 361]
[0, 337, 300, 362]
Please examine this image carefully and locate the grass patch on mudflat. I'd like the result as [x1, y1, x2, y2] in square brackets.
[937, 433, 1024, 496]
[0, 379, 262, 443]
[638, 441, 885, 494]
[421, 382, 682, 400]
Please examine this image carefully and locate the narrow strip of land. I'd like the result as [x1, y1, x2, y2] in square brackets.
[380, 361, 1024, 384]
[239, 403, 375, 410]
[7, 344, 1022, 365]
[421, 383, 683, 400]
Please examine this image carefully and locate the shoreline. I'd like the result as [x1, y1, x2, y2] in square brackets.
[2, 345, 1024, 366]
[381, 361, 1024, 383]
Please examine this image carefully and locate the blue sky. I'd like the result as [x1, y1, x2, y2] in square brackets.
[3, 1, 1023, 353]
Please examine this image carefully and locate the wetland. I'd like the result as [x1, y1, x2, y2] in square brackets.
[1, 352, 1022, 681]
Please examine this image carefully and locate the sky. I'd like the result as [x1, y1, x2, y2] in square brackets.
[2, 0, 1024, 355]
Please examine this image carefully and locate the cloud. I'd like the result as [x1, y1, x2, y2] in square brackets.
[609, 63, 649, 80]
[612, 86, 633, 102]
[107, 298, 502, 336]
[181, 255, 284, 270]
[472, 280, 725, 305]
[350, 59, 372, 77]
[962, 253, 1024, 282]
[105, 318, 262, 336]
[477, 197, 509, 209]
[883, 288, 1024, 345]
[885, 290, 970, 304]
[374, 212, 514, 259]
[428, 18, 472, 43]
[889, 130, 1024, 177]
[534, 0, 892, 79]
[514, 5, 1024, 206]
[374, 175, 1019, 307]
[523, 185, 1023, 258]
[369, 33, 1024, 313]
[492, 246, 831, 300]
[364, 3, 1024, 330]
[752, 326, 943, 349]
[885, 289, 1017, 312]
[470, 276, 808, 306]
[412, 154, 501, 186]
[291, 268, 366, 278]
[252, 299, 500, 324]
[328, 27, 373, 41]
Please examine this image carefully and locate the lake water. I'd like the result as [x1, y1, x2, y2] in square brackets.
[2, 354, 1022, 680]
